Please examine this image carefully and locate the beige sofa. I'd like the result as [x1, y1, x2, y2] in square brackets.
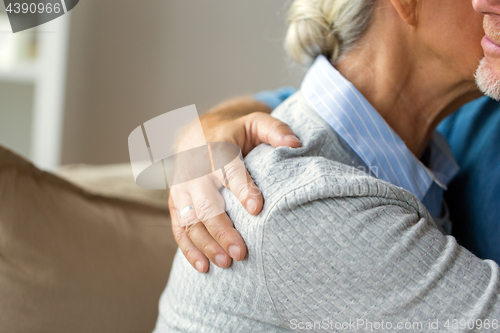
[0, 146, 178, 333]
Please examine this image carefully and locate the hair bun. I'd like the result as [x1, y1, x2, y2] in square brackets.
[285, 0, 375, 66]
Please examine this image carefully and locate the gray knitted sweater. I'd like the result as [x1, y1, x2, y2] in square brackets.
[154, 92, 500, 332]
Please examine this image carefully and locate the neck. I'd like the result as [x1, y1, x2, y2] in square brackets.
[334, 25, 481, 158]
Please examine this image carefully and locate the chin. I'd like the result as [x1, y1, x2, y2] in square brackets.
[475, 57, 500, 100]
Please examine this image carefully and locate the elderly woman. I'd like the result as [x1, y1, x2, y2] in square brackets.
[155, 0, 500, 331]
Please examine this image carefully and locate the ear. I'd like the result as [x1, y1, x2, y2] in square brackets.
[388, 0, 419, 25]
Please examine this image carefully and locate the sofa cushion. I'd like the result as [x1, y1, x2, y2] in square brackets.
[0, 146, 176, 333]
[56, 163, 169, 210]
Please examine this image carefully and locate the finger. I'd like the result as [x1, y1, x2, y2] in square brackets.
[169, 196, 209, 273]
[185, 221, 231, 268]
[186, 174, 226, 222]
[244, 112, 302, 152]
[189, 179, 248, 261]
[215, 155, 263, 215]
[173, 176, 238, 266]
[170, 183, 200, 227]
[202, 212, 247, 261]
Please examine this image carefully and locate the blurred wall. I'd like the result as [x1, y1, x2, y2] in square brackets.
[61, 0, 303, 165]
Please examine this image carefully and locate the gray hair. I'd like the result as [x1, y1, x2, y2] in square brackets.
[286, 0, 376, 65]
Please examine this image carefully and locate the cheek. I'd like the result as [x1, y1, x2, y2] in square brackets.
[446, 11, 485, 74]
[469, 13, 487, 52]
[422, 1, 484, 70]
[451, 10, 485, 58]
[462, 7, 485, 56]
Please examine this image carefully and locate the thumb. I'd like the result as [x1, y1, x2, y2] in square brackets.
[245, 112, 302, 149]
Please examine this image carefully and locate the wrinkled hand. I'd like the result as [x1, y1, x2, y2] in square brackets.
[169, 98, 301, 273]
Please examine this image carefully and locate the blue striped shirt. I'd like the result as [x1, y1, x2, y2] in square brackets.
[301, 55, 459, 233]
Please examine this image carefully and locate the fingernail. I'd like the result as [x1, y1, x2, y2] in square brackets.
[215, 254, 228, 267]
[245, 198, 258, 214]
[284, 134, 301, 144]
[195, 261, 204, 273]
[229, 245, 241, 260]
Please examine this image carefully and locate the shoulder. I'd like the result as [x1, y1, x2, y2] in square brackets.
[253, 155, 500, 326]
[239, 90, 435, 268]
[258, 161, 431, 250]
[242, 91, 429, 223]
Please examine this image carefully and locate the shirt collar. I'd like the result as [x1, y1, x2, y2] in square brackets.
[301, 55, 459, 201]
